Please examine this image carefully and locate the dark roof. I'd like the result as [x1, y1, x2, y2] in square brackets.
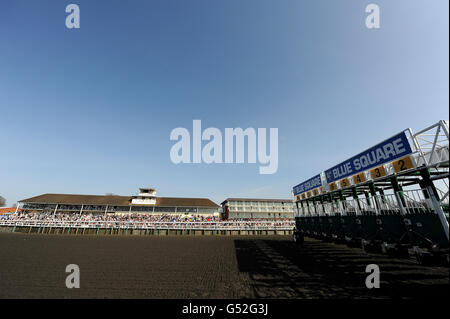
[221, 198, 293, 205]
[20, 193, 219, 208]
[155, 197, 218, 207]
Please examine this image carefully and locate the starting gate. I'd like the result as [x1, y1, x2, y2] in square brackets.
[293, 120, 449, 265]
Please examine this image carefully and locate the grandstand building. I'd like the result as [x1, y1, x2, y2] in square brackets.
[17, 188, 219, 217]
[220, 198, 295, 220]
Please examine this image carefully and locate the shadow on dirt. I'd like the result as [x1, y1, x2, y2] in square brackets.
[234, 238, 449, 299]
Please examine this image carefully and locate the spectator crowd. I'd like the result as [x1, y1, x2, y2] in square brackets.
[0, 211, 294, 229]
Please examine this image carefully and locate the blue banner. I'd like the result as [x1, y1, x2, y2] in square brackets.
[324, 132, 412, 184]
[293, 174, 322, 196]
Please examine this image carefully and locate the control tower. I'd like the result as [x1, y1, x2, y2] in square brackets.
[131, 188, 157, 205]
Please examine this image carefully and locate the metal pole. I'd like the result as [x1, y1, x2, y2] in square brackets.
[390, 177, 407, 209]
[338, 190, 346, 216]
[299, 200, 304, 217]
[428, 125, 441, 165]
[419, 168, 449, 241]
[439, 120, 449, 139]
[427, 185, 449, 240]
[408, 128, 426, 165]
[352, 187, 361, 215]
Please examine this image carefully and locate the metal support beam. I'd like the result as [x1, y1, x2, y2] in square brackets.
[352, 186, 361, 213]
[419, 168, 449, 240]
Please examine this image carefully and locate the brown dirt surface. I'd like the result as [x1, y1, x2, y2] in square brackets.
[0, 233, 448, 299]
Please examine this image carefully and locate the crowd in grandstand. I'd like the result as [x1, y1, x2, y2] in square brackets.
[0, 211, 294, 228]
[1, 211, 219, 222]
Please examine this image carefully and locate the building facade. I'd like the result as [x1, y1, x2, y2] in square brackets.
[0, 207, 21, 215]
[220, 198, 295, 220]
[18, 188, 219, 217]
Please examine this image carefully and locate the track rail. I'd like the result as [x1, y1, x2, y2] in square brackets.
[0, 220, 295, 231]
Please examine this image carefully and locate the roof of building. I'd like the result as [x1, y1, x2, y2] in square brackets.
[221, 198, 293, 205]
[20, 193, 219, 208]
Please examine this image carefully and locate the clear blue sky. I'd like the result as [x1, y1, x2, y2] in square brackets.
[0, 0, 448, 206]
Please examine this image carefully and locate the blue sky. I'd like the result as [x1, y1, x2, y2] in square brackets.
[0, 0, 448, 206]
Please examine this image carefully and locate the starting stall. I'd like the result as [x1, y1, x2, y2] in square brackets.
[293, 120, 449, 265]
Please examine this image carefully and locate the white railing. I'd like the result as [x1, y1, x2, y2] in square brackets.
[358, 197, 377, 214]
[411, 120, 449, 168]
[0, 220, 295, 231]
[342, 199, 360, 215]
[399, 189, 433, 212]
[371, 193, 401, 212]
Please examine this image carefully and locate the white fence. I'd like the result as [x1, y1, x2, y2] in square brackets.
[0, 220, 295, 231]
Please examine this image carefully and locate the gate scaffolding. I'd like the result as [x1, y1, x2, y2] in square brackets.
[293, 120, 449, 265]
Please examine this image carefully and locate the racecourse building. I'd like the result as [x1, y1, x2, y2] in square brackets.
[220, 198, 295, 220]
[17, 188, 219, 217]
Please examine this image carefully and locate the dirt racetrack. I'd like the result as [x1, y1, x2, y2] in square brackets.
[0, 233, 448, 298]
